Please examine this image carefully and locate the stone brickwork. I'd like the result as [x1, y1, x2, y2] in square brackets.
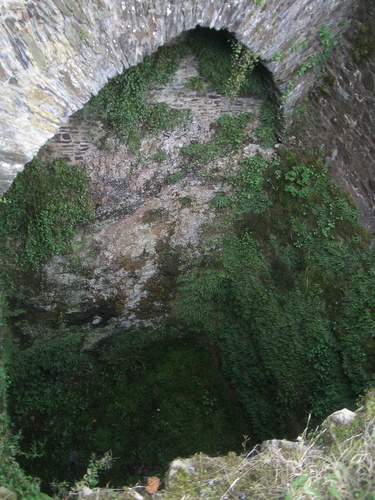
[0, 0, 358, 193]
[292, 0, 375, 231]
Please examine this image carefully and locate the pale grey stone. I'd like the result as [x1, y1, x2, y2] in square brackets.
[0, 0, 357, 194]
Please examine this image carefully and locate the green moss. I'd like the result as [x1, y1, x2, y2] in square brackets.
[6, 331, 250, 488]
[175, 151, 375, 439]
[0, 309, 47, 499]
[0, 157, 94, 281]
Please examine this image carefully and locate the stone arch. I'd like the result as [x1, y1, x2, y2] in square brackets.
[0, 0, 355, 193]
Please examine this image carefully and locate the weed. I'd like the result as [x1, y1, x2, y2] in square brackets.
[159, 393, 375, 498]
[0, 324, 44, 499]
[271, 50, 283, 62]
[153, 149, 167, 162]
[79, 27, 89, 43]
[6, 332, 250, 487]
[187, 27, 265, 99]
[180, 113, 255, 168]
[256, 99, 278, 147]
[179, 197, 192, 208]
[184, 76, 207, 95]
[175, 149, 375, 439]
[87, 43, 188, 152]
[209, 193, 232, 210]
[187, 27, 233, 95]
[225, 40, 259, 100]
[74, 452, 114, 489]
[284, 25, 339, 97]
[166, 170, 186, 184]
[297, 25, 337, 77]
[352, 21, 375, 65]
[291, 40, 308, 52]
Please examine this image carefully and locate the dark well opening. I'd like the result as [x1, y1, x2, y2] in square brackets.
[3, 26, 373, 497]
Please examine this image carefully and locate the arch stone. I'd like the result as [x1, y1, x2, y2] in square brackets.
[0, 0, 357, 193]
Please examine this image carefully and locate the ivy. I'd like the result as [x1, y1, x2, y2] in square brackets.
[225, 40, 259, 100]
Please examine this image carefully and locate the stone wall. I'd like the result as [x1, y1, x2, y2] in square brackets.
[294, 0, 375, 231]
[0, 0, 358, 193]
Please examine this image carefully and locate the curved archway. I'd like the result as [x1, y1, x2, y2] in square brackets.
[0, 0, 355, 193]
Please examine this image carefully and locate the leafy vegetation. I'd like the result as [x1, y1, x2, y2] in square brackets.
[175, 150, 375, 439]
[184, 75, 208, 95]
[1, 24, 374, 498]
[186, 27, 266, 98]
[0, 157, 94, 280]
[352, 20, 375, 64]
[86, 43, 189, 152]
[0, 156, 94, 495]
[179, 112, 255, 169]
[186, 27, 278, 147]
[225, 40, 259, 100]
[68, 390, 375, 499]
[153, 148, 168, 163]
[83, 27, 279, 151]
[0, 291, 45, 499]
[5, 330, 250, 489]
[186, 28, 233, 95]
[284, 25, 339, 101]
[296, 26, 337, 77]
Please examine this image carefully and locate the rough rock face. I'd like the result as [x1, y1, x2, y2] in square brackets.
[19, 53, 273, 349]
[294, 0, 375, 231]
[0, 0, 358, 193]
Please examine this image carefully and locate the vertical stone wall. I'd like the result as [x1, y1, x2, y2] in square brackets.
[291, 0, 375, 231]
[0, 0, 358, 193]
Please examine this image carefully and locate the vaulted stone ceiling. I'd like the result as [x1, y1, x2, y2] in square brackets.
[0, 0, 358, 193]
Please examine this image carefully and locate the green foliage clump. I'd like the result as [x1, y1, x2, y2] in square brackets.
[89, 26, 278, 152]
[284, 25, 339, 101]
[0, 157, 94, 278]
[232, 156, 271, 213]
[187, 27, 266, 99]
[187, 27, 233, 94]
[187, 27, 278, 147]
[256, 99, 279, 147]
[0, 311, 45, 499]
[179, 112, 255, 170]
[6, 330, 249, 488]
[175, 151, 375, 439]
[184, 75, 207, 95]
[225, 40, 259, 100]
[87, 43, 188, 152]
[209, 193, 232, 210]
[153, 148, 167, 163]
[215, 113, 254, 147]
[352, 20, 375, 64]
